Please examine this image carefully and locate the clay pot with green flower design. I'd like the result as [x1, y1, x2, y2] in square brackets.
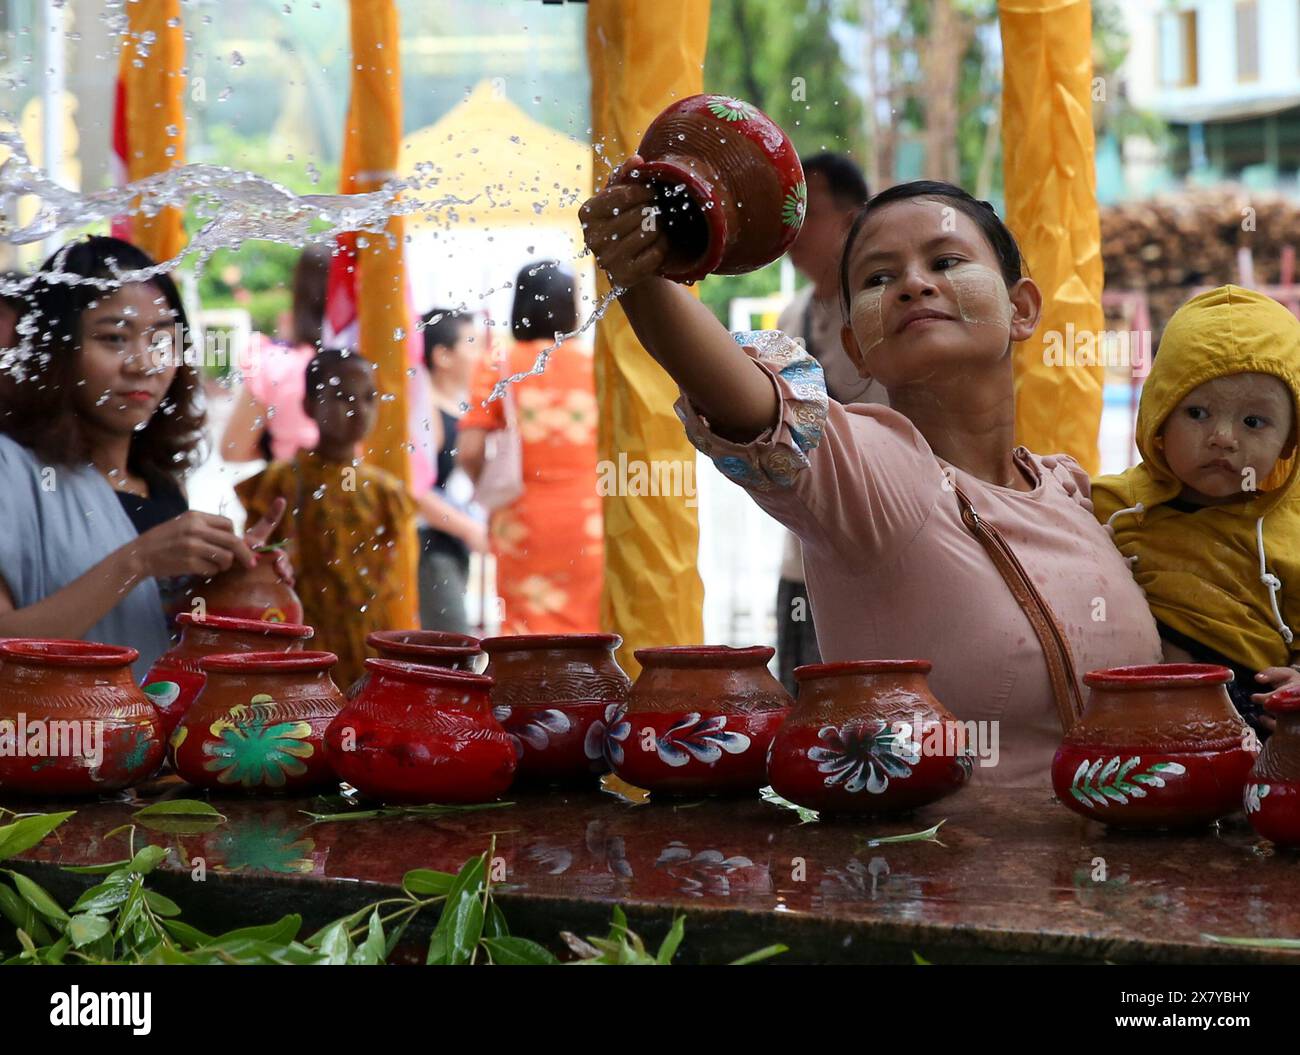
[767, 661, 970, 816]
[1243, 684, 1300, 846]
[170, 651, 344, 794]
[616, 94, 804, 283]
[142, 614, 314, 739]
[1051, 664, 1257, 830]
[0, 640, 165, 796]
[607, 646, 790, 798]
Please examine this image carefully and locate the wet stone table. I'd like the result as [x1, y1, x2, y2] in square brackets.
[9, 780, 1300, 964]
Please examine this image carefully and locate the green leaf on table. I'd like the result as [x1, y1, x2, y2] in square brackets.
[5, 870, 71, 923]
[863, 820, 947, 847]
[351, 909, 386, 965]
[70, 875, 133, 915]
[1201, 933, 1300, 949]
[132, 799, 225, 820]
[0, 811, 74, 862]
[67, 913, 111, 949]
[912, 951, 932, 965]
[302, 801, 513, 823]
[482, 936, 558, 965]
[143, 890, 182, 918]
[44, 933, 71, 964]
[208, 915, 302, 947]
[759, 786, 819, 824]
[0, 881, 53, 945]
[656, 915, 686, 964]
[162, 918, 214, 947]
[127, 845, 169, 875]
[316, 919, 354, 964]
[729, 943, 789, 965]
[402, 868, 457, 896]
[61, 859, 132, 875]
[426, 853, 486, 965]
[484, 899, 510, 939]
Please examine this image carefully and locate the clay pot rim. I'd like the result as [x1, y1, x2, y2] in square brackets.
[621, 158, 726, 282]
[0, 638, 139, 668]
[634, 644, 774, 668]
[481, 633, 623, 654]
[1266, 685, 1300, 714]
[366, 630, 481, 660]
[365, 658, 494, 690]
[795, 659, 932, 682]
[199, 650, 338, 674]
[178, 613, 314, 639]
[1083, 663, 1232, 690]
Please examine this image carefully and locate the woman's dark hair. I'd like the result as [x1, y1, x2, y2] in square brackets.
[801, 152, 870, 209]
[511, 260, 577, 342]
[290, 243, 330, 348]
[420, 307, 471, 374]
[839, 180, 1024, 320]
[304, 347, 373, 403]
[0, 235, 205, 481]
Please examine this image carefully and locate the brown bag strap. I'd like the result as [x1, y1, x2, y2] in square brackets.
[951, 481, 1083, 733]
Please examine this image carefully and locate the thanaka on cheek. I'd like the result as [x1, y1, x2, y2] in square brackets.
[941, 262, 1012, 329]
[849, 285, 886, 360]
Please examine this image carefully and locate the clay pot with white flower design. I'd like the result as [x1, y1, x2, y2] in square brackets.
[142, 614, 314, 738]
[325, 660, 515, 804]
[767, 661, 970, 816]
[481, 634, 631, 784]
[1052, 664, 1257, 829]
[608, 646, 790, 797]
[1243, 684, 1300, 846]
[345, 630, 484, 700]
[617, 94, 804, 283]
[170, 651, 344, 794]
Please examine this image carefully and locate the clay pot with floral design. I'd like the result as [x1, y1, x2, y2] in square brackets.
[607, 645, 789, 797]
[170, 651, 343, 794]
[618, 94, 804, 283]
[0, 640, 164, 796]
[481, 634, 631, 784]
[1243, 685, 1300, 846]
[346, 630, 484, 700]
[142, 614, 314, 738]
[1052, 664, 1257, 829]
[325, 660, 515, 804]
[185, 556, 304, 625]
[767, 660, 970, 816]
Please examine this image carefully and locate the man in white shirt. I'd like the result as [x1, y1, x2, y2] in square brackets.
[774, 153, 888, 691]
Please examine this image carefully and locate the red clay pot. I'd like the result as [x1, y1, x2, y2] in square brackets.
[187, 559, 304, 624]
[1244, 685, 1300, 846]
[619, 94, 804, 283]
[608, 645, 789, 797]
[1052, 664, 1257, 829]
[767, 660, 971, 816]
[481, 633, 631, 784]
[0, 640, 164, 795]
[325, 659, 515, 804]
[346, 630, 484, 700]
[142, 614, 313, 738]
[170, 651, 343, 794]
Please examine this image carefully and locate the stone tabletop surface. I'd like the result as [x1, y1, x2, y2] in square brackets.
[9, 780, 1299, 964]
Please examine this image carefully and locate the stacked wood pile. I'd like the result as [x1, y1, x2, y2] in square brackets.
[1100, 187, 1300, 336]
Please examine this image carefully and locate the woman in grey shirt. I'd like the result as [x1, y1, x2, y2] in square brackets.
[0, 236, 288, 679]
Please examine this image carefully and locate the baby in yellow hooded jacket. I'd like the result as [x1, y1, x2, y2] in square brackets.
[1092, 286, 1300, 736]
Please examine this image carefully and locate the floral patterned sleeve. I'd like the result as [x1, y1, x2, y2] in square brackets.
[674, 330, 942, 569]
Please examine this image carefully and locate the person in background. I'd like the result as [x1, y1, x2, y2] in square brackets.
[0, 237, 287, 679]
[774, 152, 885, 692]
[220, 243, 330, 463]
[415, 308, 489, 633]
[237, 348, 416, 687]
[458, 261, 603, 634]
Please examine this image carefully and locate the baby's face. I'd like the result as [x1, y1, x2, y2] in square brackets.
[1161, 373, 1294, 503]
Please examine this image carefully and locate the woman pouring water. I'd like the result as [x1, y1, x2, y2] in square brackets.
[0, 236, 291, 679]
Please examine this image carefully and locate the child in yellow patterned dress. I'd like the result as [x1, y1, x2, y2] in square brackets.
[237, 349, 416, 687]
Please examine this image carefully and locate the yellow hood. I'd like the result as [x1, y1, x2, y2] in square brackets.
[1091, 285, 1300, 669]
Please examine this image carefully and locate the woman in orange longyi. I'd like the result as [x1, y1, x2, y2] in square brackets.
[459, 261, 603, 634]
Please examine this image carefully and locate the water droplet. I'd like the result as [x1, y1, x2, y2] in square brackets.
[230, 50, 245, 67]
[218, 85, 233, 101]
[312, 485, 327, 500]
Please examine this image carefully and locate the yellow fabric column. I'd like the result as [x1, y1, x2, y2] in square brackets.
[121, 0, 186, 262]
[999, 0, 1104, 473]
[587, 0, 708, 676]
[346, 0, 418, 628]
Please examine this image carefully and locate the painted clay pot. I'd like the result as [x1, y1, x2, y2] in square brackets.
[187, 558, 304, 624]
[325, 659, 515, 804]
[1052, 664, 1257, 829]
[346, 630, 484, 700]
[481, 633, 631, 784]
[618, 94, 804, 283]
[170, 651, 343, 794]
[0, 640, 164, 796]
[1244, 685, 1300, 846]
[141, 614, 314, 738]
[608, 645, 789, 797]
[767, 660, 971, 816]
